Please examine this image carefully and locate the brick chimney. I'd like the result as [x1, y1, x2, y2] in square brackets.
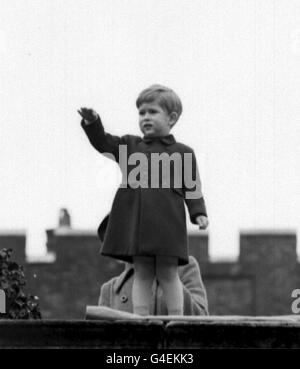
[58, 208, 71, 228]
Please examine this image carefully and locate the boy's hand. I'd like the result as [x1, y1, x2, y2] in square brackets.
[77, 107, 99, 124]
[195, 215, 209, 230]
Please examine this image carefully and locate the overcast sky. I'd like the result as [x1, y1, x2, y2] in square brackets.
[1, 0, 300, 259]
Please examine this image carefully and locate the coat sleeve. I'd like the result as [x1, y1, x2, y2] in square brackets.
[183, 149, 208, 223]
[81, 116, 128, 162]
[179, 256, 209, 315]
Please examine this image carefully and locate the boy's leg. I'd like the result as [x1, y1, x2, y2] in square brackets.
[156, 256, 183, 315]
[132, 256, 155, 316]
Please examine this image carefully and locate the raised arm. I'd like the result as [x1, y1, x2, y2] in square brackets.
[78, 107, 126, 162]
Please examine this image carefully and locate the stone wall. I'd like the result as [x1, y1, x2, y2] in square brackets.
[1, 317, 300, 348]
[0, 228, 298, 318]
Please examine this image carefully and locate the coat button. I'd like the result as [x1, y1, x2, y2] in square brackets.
[120, 295, 128, 303]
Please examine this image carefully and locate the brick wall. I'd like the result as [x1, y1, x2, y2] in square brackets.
[0, 228, 298, 318]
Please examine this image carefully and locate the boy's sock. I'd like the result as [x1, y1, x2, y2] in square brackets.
[156, 256, 184, 315]
[132, 276, 152, 316]
[132, 256, 155, 316]
[163, 274, 184, 315]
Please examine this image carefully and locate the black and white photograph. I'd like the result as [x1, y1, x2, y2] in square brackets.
[1, 0, 300, 357]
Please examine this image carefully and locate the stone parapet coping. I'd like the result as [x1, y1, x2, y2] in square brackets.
[239, 229, 297, 235]
[85, 306, 300, 325]
[0, 230, 26, 236]
[52, 228, 97, 236]
[146, 315, 300, 325]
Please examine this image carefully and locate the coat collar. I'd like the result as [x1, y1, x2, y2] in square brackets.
[113, 266, 158, 294]
[113, 267, 134, 293]
[142, 134, 176, 146]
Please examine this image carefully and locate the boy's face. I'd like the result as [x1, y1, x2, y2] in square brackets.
[138, 101, 177, 137]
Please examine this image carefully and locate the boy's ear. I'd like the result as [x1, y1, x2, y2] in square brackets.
[169, 112, 179, 127]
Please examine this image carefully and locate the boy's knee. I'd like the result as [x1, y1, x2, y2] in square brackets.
[135, 268, 154, 282]
[134, 257, 155, 281]
[156, 260, 178, 283]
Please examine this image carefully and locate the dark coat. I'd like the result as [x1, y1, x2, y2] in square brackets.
[82, 118, 207, 265]
[98, 256, 209, 315]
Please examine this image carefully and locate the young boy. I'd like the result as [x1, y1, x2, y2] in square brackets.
[78, 84, 208, 315]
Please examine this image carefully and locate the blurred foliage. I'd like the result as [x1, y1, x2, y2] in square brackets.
[0, 248, 41, 319]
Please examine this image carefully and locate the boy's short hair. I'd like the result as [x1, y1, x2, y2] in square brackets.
[136, 84, 183, 119]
